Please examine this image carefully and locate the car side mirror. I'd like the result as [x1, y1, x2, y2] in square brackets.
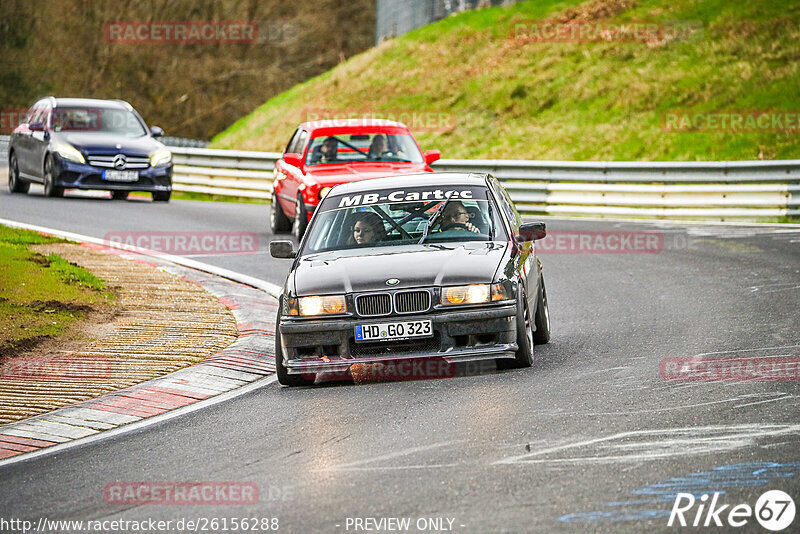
[150, 126, 164, 138]
[283, 152, 302, 167]
[270, 240, 296, 258]
[424, 149, 441, 165]
[29, 122, 45, 132]
[516, 222, 547, 242]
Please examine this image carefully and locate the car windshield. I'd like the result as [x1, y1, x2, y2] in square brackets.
[51, 106, 147, 137]
[305, 133, 424, 165]
[302, 185, 504, 255]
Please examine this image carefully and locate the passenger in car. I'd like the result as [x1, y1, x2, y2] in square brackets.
[348, 212, 388, 245]
[440, 201, 480, 233]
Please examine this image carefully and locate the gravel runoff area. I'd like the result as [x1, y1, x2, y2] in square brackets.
[0, 242, 239, 424]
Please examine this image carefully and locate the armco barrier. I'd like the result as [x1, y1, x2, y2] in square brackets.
[169, 146, 800, 219]
[3, 137, 798, 219]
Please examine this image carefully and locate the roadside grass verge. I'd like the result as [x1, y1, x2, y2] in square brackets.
[0, 225, 114, 356]
[171, 191, 268, 204]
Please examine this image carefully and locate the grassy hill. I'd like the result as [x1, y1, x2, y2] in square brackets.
[211, 0, 800, 161]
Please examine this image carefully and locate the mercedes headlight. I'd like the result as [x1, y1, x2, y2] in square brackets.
[149, 149, 172, 167]
[53, 142, 85, 164]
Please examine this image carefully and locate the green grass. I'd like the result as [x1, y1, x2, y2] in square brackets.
[0, 225, 113, 355]
[210, 0, 800, 162]
[171, 191, 268, 204]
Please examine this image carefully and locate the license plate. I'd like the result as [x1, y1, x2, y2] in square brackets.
[355, 320, 433, 343]
[103, 170, 138, 182]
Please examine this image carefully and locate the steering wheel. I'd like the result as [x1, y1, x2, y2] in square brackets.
[441, 222, 471, 232]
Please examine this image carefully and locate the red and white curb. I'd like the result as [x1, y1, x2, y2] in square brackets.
[0, 219, 282, 466]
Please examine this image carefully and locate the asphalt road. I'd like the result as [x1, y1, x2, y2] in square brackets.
[1, 181, 799, 533]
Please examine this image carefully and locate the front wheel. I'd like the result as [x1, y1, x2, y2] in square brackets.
[275, 313, 315, 387]
[533, 275, 551, 345]
[8, 152, 30, 194]
[270, 190, 292, 233]
[152, 191, 171, 202]
[292, 194, 308, 240]
[497, 289, 534, 370]
[43, 155, 64, 198]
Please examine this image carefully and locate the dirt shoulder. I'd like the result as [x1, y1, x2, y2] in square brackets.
[0, 242, 238, 424]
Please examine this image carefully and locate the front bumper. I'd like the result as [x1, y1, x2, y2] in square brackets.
[53, 157, 172, 192]
[278, 304, 518, 376]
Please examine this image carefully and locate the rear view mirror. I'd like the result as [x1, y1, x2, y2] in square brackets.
[150, 126, 164, 137]
[424, 149, 441, 165]
[29, 122, 45, 132]
[270, 240, 296, 258]
[283, 152, 302, 167]
[516, 222, 546, 242]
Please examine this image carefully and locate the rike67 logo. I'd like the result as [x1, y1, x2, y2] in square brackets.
[669, 490, 795, 530]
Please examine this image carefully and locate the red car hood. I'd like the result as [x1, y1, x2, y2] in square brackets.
[304, 162, 431, 187]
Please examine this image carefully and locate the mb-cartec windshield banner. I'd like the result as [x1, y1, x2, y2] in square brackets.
[325, 186, 485, 211]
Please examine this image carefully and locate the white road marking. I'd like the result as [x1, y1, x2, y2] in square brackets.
[494, 424, 800, 466]
[692, 344, 800, 358]
[314, 441, 463, 472]
[734, 395, 794, 409]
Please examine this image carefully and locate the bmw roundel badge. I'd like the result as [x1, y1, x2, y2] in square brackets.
[386, 278, 400, 286]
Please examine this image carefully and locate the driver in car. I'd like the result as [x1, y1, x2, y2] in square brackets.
[367, 135, 387, 159]
[311, 137, 339, 163]
[440, 201, 479, 233]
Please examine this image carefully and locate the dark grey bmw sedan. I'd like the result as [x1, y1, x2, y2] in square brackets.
[270, 172, 550, 386]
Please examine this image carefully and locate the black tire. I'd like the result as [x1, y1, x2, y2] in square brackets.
[275, 312, 315, 387]
[152, 191, 171, 202]
[292, 193, 308, 240]
[8, 152, 30, 194]
[111, 190, 129, 200]
[533, 275, 551, 345]
[43, 155, 64, 198]
[270, 190, 292, 233]
[497, 288, 534, 370]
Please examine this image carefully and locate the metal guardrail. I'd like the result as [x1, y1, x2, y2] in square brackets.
[170, 147, 800, 219]
[3, 137, 798, 219]
[0, 135, 9, 165]
[161, 136, 209, 148]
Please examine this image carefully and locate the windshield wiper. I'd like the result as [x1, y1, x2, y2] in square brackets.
[418, 196, 453, 245]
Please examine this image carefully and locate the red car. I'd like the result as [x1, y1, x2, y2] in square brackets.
[270, 118, 440, 238]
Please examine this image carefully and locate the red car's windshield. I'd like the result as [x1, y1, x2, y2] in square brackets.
[305, 133, 423, 165]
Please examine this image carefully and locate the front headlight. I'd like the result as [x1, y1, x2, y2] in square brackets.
[149, 149, 172, 167]
[441, 283, 511, 306]
[287, 295, 347, 317]
[53, 142, 85, 164]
